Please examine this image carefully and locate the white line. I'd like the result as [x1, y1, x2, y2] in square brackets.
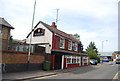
[113, 72, 118, 80]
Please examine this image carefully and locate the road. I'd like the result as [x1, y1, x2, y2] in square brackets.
[25, 62, 119, 80]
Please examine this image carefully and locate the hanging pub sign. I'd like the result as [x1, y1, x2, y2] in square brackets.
[33, 28, 45, 37]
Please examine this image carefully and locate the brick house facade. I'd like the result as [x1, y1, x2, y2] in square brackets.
[26, 21, 88, 70]
[0, 17, 14, 50]
[112, 51, 120, 61]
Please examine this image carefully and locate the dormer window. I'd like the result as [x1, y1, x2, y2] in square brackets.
[33, 28, 45, 37]
[60, 37, 65, 49]
[68, 40, 72, 50]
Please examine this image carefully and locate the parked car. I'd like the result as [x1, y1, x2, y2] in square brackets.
[102, 58, 109, 62]
[90, 59, 98, 65]
[116, 58, 120, 64]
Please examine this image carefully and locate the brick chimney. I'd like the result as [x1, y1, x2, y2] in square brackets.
[51, 22, 57, 28]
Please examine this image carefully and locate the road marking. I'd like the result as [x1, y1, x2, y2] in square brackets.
[112, 71, 119, 81]
[34, 74, 58, 79]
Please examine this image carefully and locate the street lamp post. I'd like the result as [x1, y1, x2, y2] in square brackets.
[27, 0, 36, 69]
[101, 40, 108, 56]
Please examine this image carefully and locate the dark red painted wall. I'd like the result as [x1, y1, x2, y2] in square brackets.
[54, 36, 60, 49]
[63, 58, 67, 69]
[65, 39, 68, 50]
[67, 63, 80, 68]
[52, 33, 56, 49]
[84, 63, 88, 66]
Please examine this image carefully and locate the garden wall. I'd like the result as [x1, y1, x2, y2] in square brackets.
[2, 50, 45, 73]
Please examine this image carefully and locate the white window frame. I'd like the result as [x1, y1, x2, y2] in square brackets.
[72, 42, 78, 51]
[66, 56, 81, 64]
[68, 40, 72, 50]
[60, 37, 65, 49]
[74, 42, 78, 51]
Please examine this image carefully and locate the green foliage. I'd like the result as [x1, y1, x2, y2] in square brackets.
[71, 33, 80, 40]
[86, 41, 98, 54]
[80, 41, 83, 52]
[96, 56, 100, 63]
[8, 36, 13, 50]
[87, 50, 97, 59]
[86, 41, 100, 62]
[9, 36, 13, 41]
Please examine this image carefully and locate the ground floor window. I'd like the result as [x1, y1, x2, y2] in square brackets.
[66, 55, 81, 64]
[76, 57, 80, 63]
[67, 58, 71, 63]
[72, 59, 76, 63]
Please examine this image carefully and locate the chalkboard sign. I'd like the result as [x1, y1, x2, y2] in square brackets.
[33, 28, 45, 36]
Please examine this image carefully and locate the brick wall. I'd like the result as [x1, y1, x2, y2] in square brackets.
[1, 39, 8, 50]
[0, 27, 10, 40]
[2, 50, 45, 63]
[112, 53, 116, 59]
[2, 50, 46, 73]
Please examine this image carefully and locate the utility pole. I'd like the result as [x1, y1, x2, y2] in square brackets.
[55, 9, 59, 26]
[101, 40, 108, 56]
[28, 0, 36, 65]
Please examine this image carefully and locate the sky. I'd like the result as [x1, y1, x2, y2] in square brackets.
[0, 0, 119, 53]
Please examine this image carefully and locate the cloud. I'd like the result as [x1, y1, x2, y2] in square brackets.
[0, 0, 118, 52]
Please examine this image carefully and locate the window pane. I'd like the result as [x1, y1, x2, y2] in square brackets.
[77, 59, 79, 63]
[60, 38, 64, 48]
[72, 42, 75, 50]
[68, 40, 72, 50]
[75, 43, 78, 51]
[72, 59, 76, 63]
[67, 58, 71, 63]
[72, 42, 78, 51]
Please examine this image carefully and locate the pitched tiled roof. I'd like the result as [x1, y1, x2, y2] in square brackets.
[27, 21, 80, 43]
[0, 17, 14, 29]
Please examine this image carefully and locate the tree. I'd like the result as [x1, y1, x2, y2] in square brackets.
[86, 41, 98, 54]
[79, 41, 84, 52]
[70, 33, 80, 40]
[8, 36, 13, 50]
[86, 41, 100, 62]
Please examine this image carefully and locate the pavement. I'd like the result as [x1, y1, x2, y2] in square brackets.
[2, 66, 91, 80]
[2, 62, 119, 80]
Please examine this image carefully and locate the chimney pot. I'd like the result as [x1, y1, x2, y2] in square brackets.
[51, 22, 56, 28]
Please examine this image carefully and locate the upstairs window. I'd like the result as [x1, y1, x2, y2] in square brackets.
[33, 28, 45, 37]
[75, 43, 78, 51]
[68, 40, 72, 50]
[60, 37, 65, 49]
[72, 42, 78, 51]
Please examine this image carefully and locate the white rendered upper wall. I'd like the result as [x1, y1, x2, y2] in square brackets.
[26, 22, 53, 48]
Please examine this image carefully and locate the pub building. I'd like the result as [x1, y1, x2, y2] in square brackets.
[26, 21, 88, 70]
